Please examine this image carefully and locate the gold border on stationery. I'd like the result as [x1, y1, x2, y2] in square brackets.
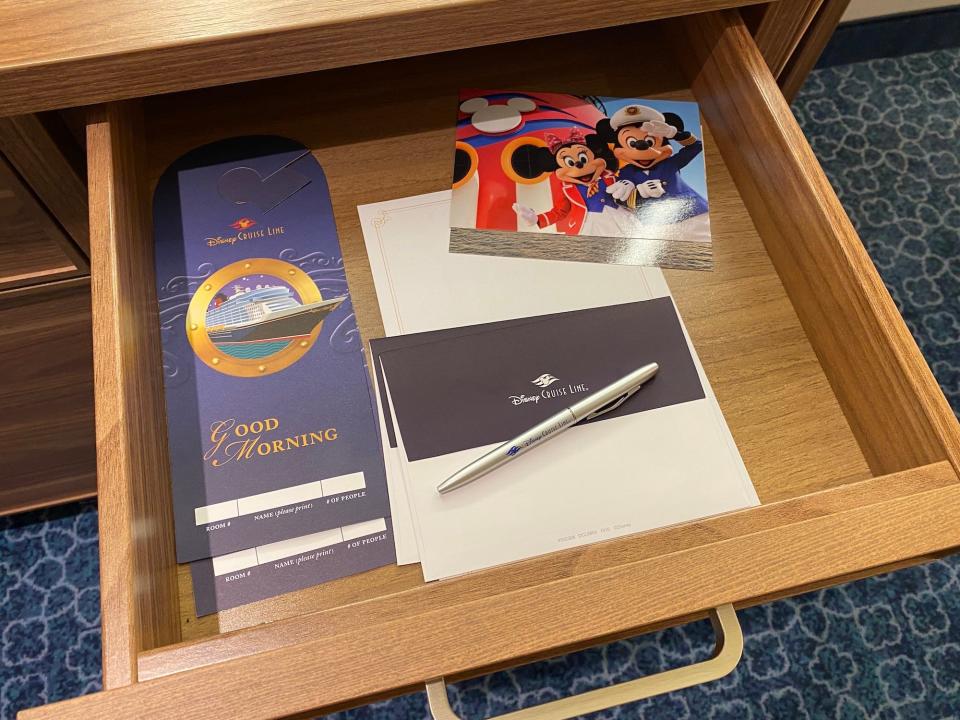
[426, 604, 742, 720]
[185, 258, 325, 378]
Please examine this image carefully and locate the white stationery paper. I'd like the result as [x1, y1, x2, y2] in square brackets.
[358, 192, 758, 578]
[360, 191, 676, 563]
[370, 366, 419, 564]
[358, 191, 675, 336]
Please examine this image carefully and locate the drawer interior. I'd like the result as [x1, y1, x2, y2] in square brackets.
[85, 8, 960, 692]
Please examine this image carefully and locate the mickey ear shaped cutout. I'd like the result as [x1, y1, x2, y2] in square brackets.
[459, 97, 489, 114]
[507, 97, 536, 113]
[218, 164, 310, 213]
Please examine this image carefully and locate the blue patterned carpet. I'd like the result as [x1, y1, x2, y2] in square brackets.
[1, 503, 100, 718]
[2, 43, 959, 720]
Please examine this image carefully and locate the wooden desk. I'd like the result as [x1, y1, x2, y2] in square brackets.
[5, 1, 958, 718]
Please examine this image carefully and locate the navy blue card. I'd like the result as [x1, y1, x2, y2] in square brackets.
[153, 137, 389, 563]
[190, 517, 395, 616]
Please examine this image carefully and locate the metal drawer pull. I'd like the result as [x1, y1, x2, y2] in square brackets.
[426, 604, 742, 720]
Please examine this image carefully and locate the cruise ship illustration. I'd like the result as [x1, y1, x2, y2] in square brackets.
[205, 285, 345, 351]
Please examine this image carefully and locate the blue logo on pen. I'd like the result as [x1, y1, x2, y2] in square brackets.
[506, 446, 521, 456]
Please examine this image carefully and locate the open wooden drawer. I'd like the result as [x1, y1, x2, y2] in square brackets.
[22, 8, 960, 719]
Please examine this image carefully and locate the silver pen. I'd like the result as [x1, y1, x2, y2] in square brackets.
[437, 363, 659, 495]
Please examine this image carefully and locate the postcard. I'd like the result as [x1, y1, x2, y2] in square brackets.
[191, 517, 395, 615]
[449, 90, 713, 270]
[153, 136, 389, 562]
[377, 300, 758, 581]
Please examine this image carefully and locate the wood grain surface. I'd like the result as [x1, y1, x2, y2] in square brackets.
[0, 0, 769, 117]
[21, 462, 960, 719]
[139, 461, 957, 680]
[780, 0, 852, 101]
[127, 21, 871, 642]
[750, 0, 824, 77]
[0, 277, 95, 515]
[680, 11, 960, 475]
[0, 113, 90, 253]
[86, 104, 181, 688]
[0, 152, 85, 291]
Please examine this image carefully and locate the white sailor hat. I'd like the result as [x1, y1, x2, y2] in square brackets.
[609, 104, 665, 131]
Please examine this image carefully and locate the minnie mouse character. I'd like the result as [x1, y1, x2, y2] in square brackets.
[511, 128, 633, 236]
[597, 104, 708, 226]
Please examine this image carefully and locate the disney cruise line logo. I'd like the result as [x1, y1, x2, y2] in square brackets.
[531, 373, 559, 388]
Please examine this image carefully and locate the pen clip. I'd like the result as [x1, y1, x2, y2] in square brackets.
[581, 387, 640, 421]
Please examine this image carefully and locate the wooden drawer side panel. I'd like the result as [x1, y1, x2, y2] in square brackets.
[0, 114, 89, 254]
[0, 279, 96, 514]
[678, 10, 960, 475]
[748, 0, 824, 77]
[0, 152, 86, 291]
[86, 103, 180, 687]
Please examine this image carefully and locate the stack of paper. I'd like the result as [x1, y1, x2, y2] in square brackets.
[359, 192, 758, 580]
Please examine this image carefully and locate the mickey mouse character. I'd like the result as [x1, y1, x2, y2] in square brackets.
[597, 104, 708, 225]
[511, 128, 633, 236]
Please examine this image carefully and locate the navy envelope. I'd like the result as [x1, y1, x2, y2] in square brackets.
[373, 298, 705, 463]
